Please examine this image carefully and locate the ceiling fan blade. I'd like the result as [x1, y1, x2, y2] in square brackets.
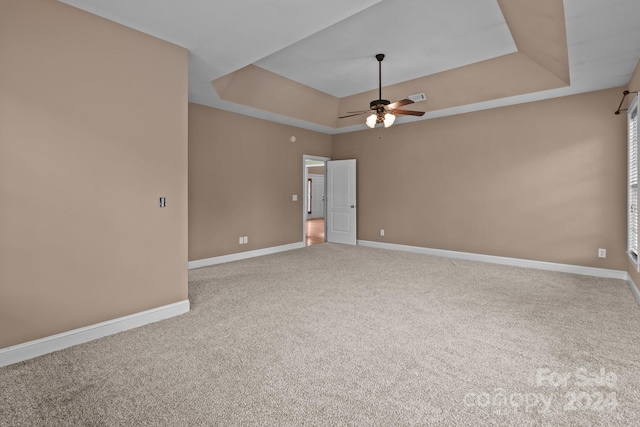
[392, 109, 425, 117]
[387, 99, 414, 110]
[339, 112, 369, 119]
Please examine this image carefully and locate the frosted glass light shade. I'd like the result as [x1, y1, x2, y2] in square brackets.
[366, 114, 377, 128]
[383, 113, 396, 128]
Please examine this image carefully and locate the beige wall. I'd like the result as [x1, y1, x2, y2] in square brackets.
[188, 104, 331, 260]
[333, 88, 627, 270]
[308, 166, 325, 175]
[0, 1, 189, 348]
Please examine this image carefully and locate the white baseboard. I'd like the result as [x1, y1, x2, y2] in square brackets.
[0, 299, 190, 368]
[188, 242, 305, 269]
[628, 276, 640, 306]
[357, 240, 629, 280]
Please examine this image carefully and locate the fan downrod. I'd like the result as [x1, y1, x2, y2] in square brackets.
[372, 53, 389, 109]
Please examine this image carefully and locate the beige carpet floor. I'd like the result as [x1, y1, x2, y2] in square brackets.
[2, 243, 640, 426]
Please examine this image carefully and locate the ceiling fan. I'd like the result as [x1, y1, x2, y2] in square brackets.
[339, 53, 425, 128]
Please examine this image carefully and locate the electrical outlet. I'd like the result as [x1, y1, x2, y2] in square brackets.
[598, 248, 606, 258]
[380, 229, 385, 236]
[292, 195, 298, 201]
[239, 236, 244, 245]
[243, 236, 248, 244]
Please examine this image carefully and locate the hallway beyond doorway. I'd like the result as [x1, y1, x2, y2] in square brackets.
[305, 219, 324, 246]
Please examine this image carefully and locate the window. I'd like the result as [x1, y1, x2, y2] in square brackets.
[628, 95, 639, 269]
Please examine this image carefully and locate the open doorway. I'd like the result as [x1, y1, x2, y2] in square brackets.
[303, 155, 330, 246]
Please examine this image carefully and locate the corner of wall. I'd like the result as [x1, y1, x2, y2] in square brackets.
[628, 58, 640, 91]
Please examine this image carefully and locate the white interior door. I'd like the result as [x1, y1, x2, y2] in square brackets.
[326, 159, 356, 245]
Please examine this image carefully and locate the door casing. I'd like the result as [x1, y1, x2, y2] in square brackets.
[303, 155, 330, 243]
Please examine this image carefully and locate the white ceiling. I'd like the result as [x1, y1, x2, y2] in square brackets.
[255, 0, 517, 98]
[59, 0, 640, 133]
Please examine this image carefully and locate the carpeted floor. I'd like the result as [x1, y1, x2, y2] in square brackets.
[2, 243, 640, 426]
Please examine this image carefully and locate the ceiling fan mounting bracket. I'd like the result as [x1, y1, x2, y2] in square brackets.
[376, 53, 385, 62]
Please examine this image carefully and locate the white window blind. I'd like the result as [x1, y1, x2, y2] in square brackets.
[628, 95, 639, 266]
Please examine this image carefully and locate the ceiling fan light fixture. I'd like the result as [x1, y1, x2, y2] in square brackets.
[383, 113, 396, 128]
[339, 53, 425, 128]
[366, 113, 377, 128]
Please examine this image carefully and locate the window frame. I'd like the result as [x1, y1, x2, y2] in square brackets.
[627, 94, 639, 270]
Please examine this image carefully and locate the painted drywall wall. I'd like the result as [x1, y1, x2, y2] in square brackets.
[0, 0, 188, 348]
[188, 104, 332, 261]
[307, 166, 326, 175]
[333, 88, 627, 270]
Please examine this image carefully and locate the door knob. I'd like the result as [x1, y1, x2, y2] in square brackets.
[351, 205, 355, 208]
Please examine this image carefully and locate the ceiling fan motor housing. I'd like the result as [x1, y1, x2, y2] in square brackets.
[370, 99, 390, 111]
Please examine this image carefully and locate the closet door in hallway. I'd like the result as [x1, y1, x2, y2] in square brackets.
[307, 174, 325, 219]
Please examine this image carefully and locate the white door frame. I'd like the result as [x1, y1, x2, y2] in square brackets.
[303, 155, 330, 244]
